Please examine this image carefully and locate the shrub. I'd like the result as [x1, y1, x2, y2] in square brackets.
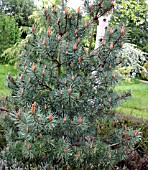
[141, 62, 148, 80]
[0, 0, 141, 169]
[0, 14, 21, 64]
[117, 43, 148, 80]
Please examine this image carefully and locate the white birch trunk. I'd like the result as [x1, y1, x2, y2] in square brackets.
[94, 0, 115, 49]
[67, 0, 114, 50]
[94, 14, 111, 49]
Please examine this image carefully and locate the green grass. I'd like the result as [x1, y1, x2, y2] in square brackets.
[116, 80, 148, 119]
[0, 64, 17, 97]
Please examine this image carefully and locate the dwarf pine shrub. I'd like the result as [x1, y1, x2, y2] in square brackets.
[0, 0, 140, 169]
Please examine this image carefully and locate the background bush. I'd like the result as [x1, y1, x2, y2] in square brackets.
[141, 62, 148, 80]
[0, 14, 21, 64]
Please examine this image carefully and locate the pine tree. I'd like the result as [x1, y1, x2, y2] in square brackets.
[0, 0, 140, 169]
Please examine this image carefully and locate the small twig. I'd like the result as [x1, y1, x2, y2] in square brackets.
[61, 0, 65, 11]
[0, 106, 9, 112]
[9, 77, 19, 88]
[109, 142, 121, 147]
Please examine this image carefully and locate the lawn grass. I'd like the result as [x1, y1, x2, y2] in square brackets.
[116, 80, 148, 119]
[0, 64, 17, 97]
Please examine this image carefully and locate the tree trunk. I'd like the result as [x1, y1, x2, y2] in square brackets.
[94, 0, 115, 49]
[94, 14, 111, 49]
[61, 0, 65, 11]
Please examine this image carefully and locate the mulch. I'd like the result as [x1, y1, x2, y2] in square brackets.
[117, 150, 148, 170]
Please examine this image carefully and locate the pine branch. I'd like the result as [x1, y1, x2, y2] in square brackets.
[33, 71, 53, 91]
[9, 77, 19, 88]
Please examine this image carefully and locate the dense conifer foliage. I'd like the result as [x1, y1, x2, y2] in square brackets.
[0, 0, 140, 169]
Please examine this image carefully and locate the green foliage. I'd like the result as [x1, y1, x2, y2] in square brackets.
[0, 0, 36, 65]
[113, 0, 146, 25]
[1, 0, 141, 169]
[36, 0, 65, 7]
[141, 62, 148, 80]
[0, 14, 21, 64]
[128, 23, 148, 54]
[116, 114, 148, 156]
[1, 43, 20, 65]
[0, 0, 36, 27]
[111, 0, 148, 53]
[117, 43, 148, 79]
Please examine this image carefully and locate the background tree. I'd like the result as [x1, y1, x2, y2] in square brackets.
[111, 0, 148, 53]
[0, 14, 21, 64]
[110, 0, 148, 79]
[0, 0, 37, 64]
[0, 0, 140, 169]
[0, 0, 36, 27]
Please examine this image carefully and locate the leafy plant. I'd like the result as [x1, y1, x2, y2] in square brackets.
[117, 43, 148, 80]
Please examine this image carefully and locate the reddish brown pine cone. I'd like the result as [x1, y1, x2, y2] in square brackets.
[68, 87, 72, 94]
[78, 117, 82, 124]
[77, 7, 80, 14]
[71, 75, 75, 81]
[48, 113, 53, 121]
[43, 38, 46, 45]
[57, 17, 60, 23]
[77, 37, 80, 43]
[32, 25, 35, 34]
[73, 43, 77, 51]
[109, 27, 113, 35]
[47, 26, 51, 36]
[27, 142, 31, 150]
[31, 102, 36, 114]
[69, 13, 72, 19]
[134, 130, 138, 136]
[16, 109, 21, 119]
[84, 22, 88, 28]
[110, 42, 114, 50]
[124, 125, 127, 130]
[78, 57, 82, 64]
[103, 40, 106, 46]
[63, 117, 66, 122]
[121, 26, 125, 35]
[90, 4, 93, 10]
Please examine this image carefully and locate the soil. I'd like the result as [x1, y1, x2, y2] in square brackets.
[117, 150, 148, 170]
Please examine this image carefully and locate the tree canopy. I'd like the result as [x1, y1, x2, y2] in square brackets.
[0, 0, 36, 27]
[0, 14, 21, 64]
[112, 0, 148, 53]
